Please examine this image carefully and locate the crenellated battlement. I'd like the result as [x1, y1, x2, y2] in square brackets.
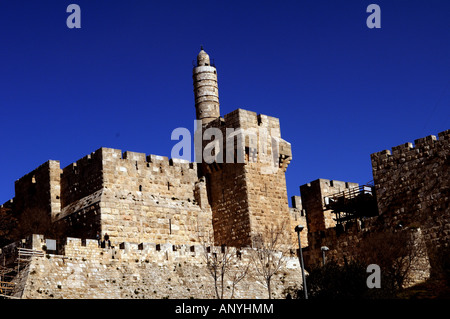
[7, 232, 302, 299]
[205, 109, 291, 163]
[222, 108, 282, 138]
[369, 129, 450, 279]
[15, 160, 61, 184]
[1, 49, 446, 300]
[61, 147, 196, 172]
[9, 146, 209, 246]
[438, 129, 450, 140]
[97, 147, 196, 171]
[13, 160, 62, 219]
[1, 198, 14, 208]
[63, 149, 103, 173]
[414, 135, 437, 147]
[370, 129, 450, 162]
[2, 50, 299, 299]
[28, 234, 299, 268]
[299, 179, 360, 236]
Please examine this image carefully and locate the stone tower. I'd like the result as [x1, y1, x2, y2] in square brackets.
[192, 49, 294, 248]
[193, 47, 220, 125]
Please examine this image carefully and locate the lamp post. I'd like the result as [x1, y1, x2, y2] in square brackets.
[295, 225, 308, 299]
[321, 246, 329, 266]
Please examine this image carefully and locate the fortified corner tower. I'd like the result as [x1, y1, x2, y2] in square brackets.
[192, 48, 294, 249]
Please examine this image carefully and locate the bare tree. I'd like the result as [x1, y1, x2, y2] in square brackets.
[356, 227, 429, 290]
[250, 221, 289, 299]
[227, 249, 250, 299]
[196, 222, 250, 299]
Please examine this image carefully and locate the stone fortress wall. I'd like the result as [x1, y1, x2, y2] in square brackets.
[2, 107, 302, 299]
[296, 129, 449, 284]
[14, 160, 62, 221]
[0, 48, 306, 299]
[10, 147, 214, 247]
[200, 108, 294, 248]
[6, 49, 298, 253]
[7, 120, 298, 250]
[371, 129, 450, 273]
[300, 179, 359, 235]
[11, 234, 301, 299]
[1, 48, 449, 299]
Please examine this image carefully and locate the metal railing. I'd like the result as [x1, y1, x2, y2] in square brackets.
[0, 280, 15, 295]
[0, 246, 45, 298]
[325, 185, 373, 205]
[0, 265, 16, 296]
[16, 248, 44, 272]
[324, 185, 378, 226]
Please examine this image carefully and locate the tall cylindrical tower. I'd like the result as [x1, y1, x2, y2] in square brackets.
[193, 48, 220, 125]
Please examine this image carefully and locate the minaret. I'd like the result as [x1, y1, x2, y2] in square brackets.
[193, 47, 220, 125]
[191, 48, 293, 249]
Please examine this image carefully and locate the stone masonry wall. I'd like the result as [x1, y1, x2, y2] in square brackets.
[14, 160, 62, 219]
[12, 147, 214, 247]
[207, 162, 250, 247]
[55, 190, 102, 240]
[303, 217, 378, 268]
[300, 179, 359, 234]
[297, 131, 449, 285]
[98, 148, 212, 246]
[302, 220, 431, 288]
[61, 150, 103, 209]
[370, 129, 450, 275]
[202, 109, 293, 248]
[245, 161, 292, 248]
[17, 235, 302, 299]
[289, 196, 308, 249]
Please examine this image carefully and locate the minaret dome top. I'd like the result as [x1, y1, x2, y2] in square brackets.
[197, 47, 211, 66]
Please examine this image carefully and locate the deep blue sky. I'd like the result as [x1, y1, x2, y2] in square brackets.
[0, 0, 449, 205]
